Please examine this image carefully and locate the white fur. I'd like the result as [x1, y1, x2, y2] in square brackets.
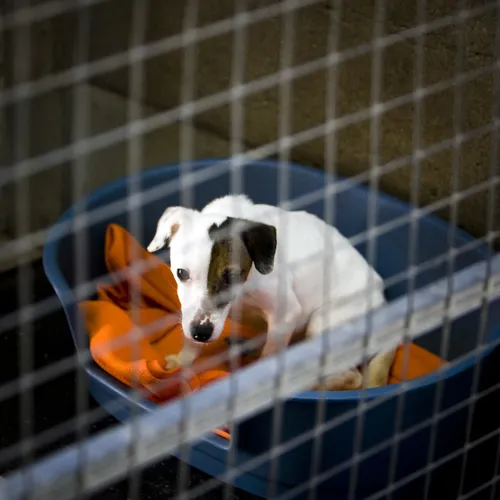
[148, 195, 385, 364]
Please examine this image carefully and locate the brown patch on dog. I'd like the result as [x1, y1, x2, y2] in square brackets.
[207, 236, 252, 308]
[207, 216, 277, 308]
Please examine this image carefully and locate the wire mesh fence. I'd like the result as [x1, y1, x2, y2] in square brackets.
[1, 0, 500, 499]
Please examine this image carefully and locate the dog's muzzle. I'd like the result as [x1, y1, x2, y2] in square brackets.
[190, 322, 214, 342]
[189, 311, 215, 342]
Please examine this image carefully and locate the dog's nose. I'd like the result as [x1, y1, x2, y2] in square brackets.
[190, 322, 214, 343]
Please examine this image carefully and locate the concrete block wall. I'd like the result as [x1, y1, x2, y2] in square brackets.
[1, 0, 499, 270]
[0, 82, 232, 271]
[83, 0, 499, 236]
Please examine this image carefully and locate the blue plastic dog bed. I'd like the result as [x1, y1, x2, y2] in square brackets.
[43, 159, 500, 499]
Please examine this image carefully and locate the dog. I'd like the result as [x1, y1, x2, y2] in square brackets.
[147, 194, 395, 388]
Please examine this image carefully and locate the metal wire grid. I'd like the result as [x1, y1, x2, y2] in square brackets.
[12, 1, 34, 493]
[0, 0, 499, 499]
[1, 256, 500, 500]
[307, 3, 342, 500]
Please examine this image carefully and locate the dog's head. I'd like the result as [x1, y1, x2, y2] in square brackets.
[147, 206, 277, 343]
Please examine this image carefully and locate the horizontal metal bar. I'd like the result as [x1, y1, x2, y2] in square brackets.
[0, 253, 499, 500]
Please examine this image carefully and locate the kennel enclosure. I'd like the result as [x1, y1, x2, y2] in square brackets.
[1, 0, 500, 499]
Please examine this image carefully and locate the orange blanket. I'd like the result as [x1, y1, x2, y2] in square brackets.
[79, 224, 444, 408]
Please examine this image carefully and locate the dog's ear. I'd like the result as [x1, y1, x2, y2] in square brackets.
[240, 221, 277, 275]
[147, 206, 194, 252]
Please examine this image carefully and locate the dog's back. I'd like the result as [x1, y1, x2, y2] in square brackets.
[270, 208, 384, 319]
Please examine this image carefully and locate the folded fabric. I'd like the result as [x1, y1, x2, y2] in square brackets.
[79, 224, 444, 409]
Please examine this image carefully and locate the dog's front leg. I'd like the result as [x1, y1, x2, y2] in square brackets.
[260, 291, 302, 358]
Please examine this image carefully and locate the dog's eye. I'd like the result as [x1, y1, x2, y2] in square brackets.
[222, 269, 242, 286]
[176, 268, 190, 282]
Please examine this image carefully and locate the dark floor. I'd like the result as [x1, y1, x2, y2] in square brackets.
[0, 261, 500, 500]
[0, 261, 257, 500]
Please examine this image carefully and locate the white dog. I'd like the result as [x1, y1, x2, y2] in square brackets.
[147, 195, 395, 388]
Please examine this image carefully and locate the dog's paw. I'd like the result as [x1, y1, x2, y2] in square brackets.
[165, 354, 182, 371]
[341, 369, 363, 390]
[365, 376, 387, 389]
[177, 348, 199, 367]
[165, 349, 198, 371]
[317, 369, 363, 391]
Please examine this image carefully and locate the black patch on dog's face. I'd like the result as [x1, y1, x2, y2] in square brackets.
[209, 217, 277, 271]
[207, 219, 252, 309]
[206, 217, 277, 308]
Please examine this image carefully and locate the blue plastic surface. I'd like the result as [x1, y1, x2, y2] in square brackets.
[43, 159, 500, 499]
